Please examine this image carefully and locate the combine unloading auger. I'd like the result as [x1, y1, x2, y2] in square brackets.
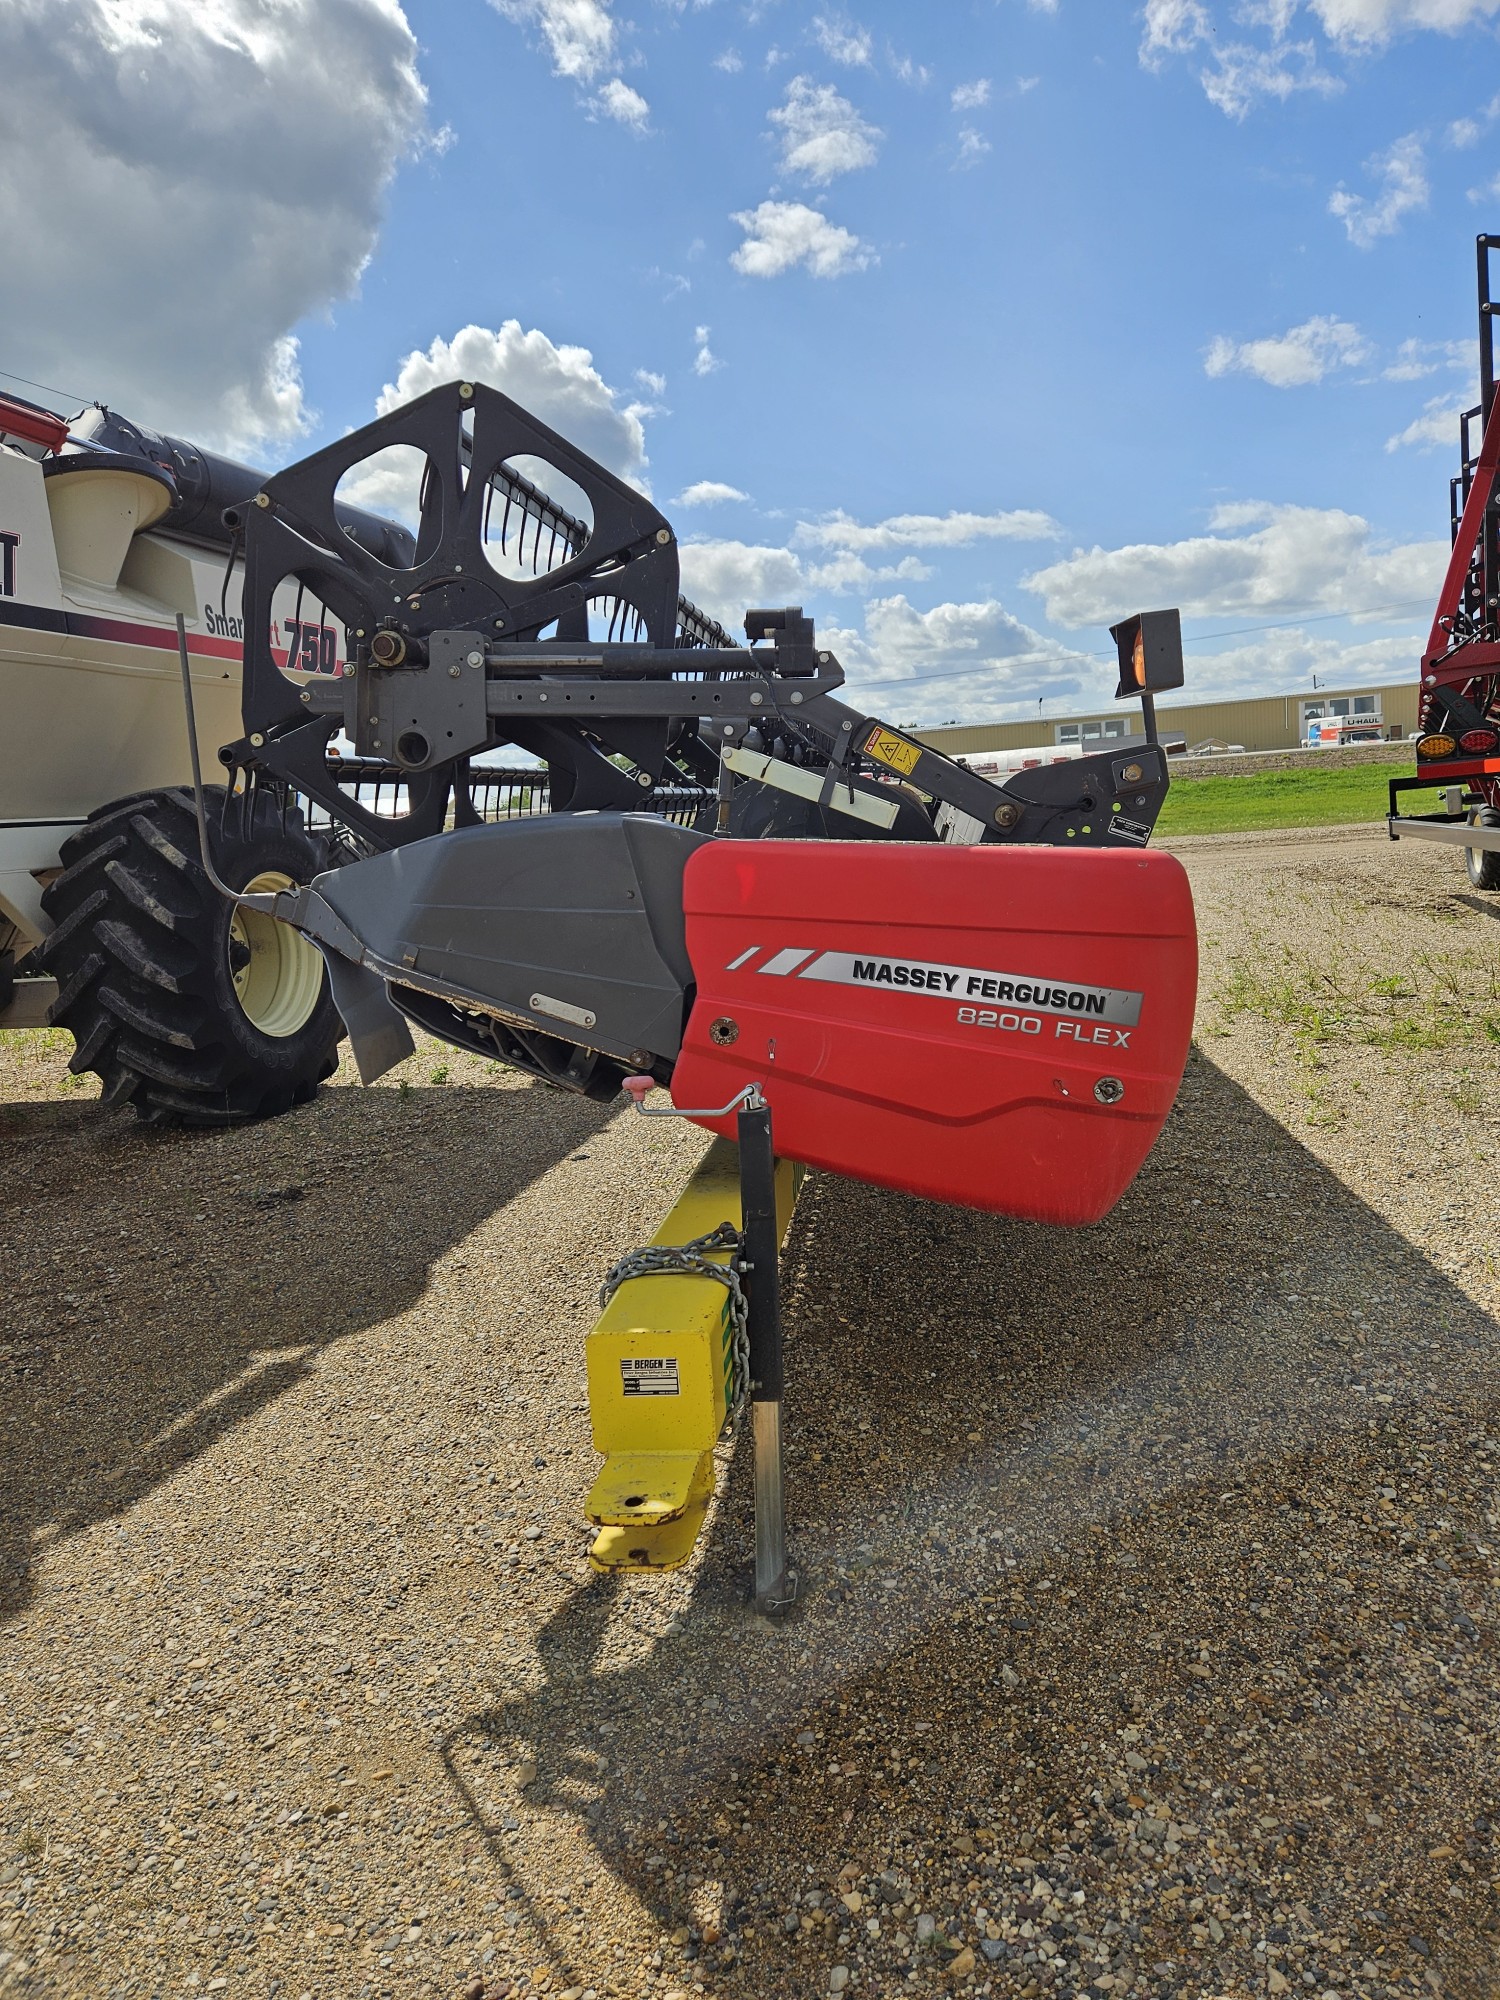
[201, 378, 1198, 1599]
[219, 378, 1197, 1223]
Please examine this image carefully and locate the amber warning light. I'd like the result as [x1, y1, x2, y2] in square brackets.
[1109, 609, 1185, 701]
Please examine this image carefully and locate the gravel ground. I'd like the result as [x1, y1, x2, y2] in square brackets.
[3, 825, 1500, 2000]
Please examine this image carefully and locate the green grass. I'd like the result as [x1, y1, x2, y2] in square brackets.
[1217, 937, 1500, 1059]
[1212, 922, 1500, 1124]
[1155, 761, 1444, 836]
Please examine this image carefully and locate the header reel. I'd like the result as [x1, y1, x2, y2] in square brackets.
[226, 379, 1179, 860]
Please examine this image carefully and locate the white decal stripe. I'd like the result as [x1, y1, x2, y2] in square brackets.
[759, 947, 818, 977]
[796, 949, 1143, 1026]
[725, 946, 761, 971]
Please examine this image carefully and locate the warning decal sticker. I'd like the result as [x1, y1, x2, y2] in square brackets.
[862, 726, 922, 778]
[621, 1356, 681, 1397]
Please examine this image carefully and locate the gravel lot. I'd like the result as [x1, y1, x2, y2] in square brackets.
[3, 825, 1500, 2000]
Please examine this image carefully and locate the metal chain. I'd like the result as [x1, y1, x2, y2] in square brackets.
[598, 1221, 751, 1421]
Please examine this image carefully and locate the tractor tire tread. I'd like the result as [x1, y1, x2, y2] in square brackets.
[94, 917, 194, 993]
[47, 949, 107, 1023]
[68, 1011, 116, 1077]
[38, 885, 109, 955]
[128, 808, 201, 880]
[1468, 807, 1500, 891]
[43, 832, 129, 905]
[103, 857, 200, 935]
[99, 983, 207, 1052]
[37, 785, 342, 1127]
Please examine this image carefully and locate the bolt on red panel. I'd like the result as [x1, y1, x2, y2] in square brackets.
[675, 840, 1198, 1226]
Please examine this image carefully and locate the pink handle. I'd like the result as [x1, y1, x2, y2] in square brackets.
[621, 1074, 656, 1107]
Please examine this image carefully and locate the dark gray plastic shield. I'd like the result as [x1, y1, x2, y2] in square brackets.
[312, 812, 708, 1062]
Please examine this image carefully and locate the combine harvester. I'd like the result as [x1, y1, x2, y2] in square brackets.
[5, 375, 1198, 1601]
[1390, 233, 1500, 886]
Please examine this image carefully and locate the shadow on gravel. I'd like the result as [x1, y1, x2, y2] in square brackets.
[446, 1047, 1500, 2000]
[0, 1080, 613, 1630]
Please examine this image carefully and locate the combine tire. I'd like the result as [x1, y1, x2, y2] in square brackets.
[37, 787, 342, 1126]
[1467, 806, 1500, 891]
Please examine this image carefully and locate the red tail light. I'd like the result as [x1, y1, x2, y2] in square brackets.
[1460, 728, 1498, 754]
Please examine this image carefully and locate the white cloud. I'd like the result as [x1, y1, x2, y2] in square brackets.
[594, 76, 650, 127]
[951, 78, 991, 109]
[1382, 337, 1469, 381]
[677, 539, 807, 626]
[848, 606, 1427, 729]
[811, 14, 873, 65]
[673, 481, 751, 507]
[1470, 170, 1500, 204]
[692, 325, 721, 377]
[713, 47, 743, 71]
[1203, 315, 1369, 387]
[1023, 502, 1445, 626]
[804, 553, 934, 592]
[1446, 93, 1500, 148]
[768, 76, 881, 183]
[339, 321, 652, 521]
[1308, 0, 1500, 43]
[1140, 1, 1339, 115]
[1384, 394, 1468, 451]
[797, 507, 1062, 551]
[495, 0, 653, 128]
[634, 367, 667, 396]
[823, 597, 1089, 718]
[1153, 627, 1421, 707]
[730, 200, 874, 278]
[492, 0, 616, 80]
[890, 52, 933, 85]
[1142, 0, 1500, 95]
[1328, 133, 1429, 246]
[1200, 39, 1342, 115]
[954, 127, 992, 169]
[0, 0, 427, 453]
[1140, 0, 1214, 60]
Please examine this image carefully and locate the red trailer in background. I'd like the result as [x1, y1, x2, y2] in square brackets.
[1390, 235, 1500, 886]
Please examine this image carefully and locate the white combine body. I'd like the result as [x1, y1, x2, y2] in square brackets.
[0, 392, 407, 1121]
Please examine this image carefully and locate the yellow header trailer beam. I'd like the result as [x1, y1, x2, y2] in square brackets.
[585, 1136, 800, 1574]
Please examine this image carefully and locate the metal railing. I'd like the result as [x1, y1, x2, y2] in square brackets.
[308, 759, 713, 833]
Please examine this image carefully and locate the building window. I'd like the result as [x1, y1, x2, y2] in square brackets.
[1055, 717, 1126, 746]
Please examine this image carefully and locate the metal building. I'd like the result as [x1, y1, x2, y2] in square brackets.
[916, 682, 1421, 760]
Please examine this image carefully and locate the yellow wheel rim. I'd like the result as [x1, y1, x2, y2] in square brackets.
[227, 869, 325, 1038]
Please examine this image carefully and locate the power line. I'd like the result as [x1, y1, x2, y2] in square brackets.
[0, 367, 94, 411]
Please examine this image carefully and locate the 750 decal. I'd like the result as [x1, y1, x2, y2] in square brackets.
[283, 617, 340, 674]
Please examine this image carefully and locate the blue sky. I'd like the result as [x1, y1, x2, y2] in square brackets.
[4, 0, 1498, 723]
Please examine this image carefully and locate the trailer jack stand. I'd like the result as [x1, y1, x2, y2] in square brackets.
[737, 1095, 793, 1611]
[583, 1085, 800, 1609]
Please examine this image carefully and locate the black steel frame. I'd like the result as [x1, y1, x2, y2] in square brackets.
[228, 380, 1174, 857]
